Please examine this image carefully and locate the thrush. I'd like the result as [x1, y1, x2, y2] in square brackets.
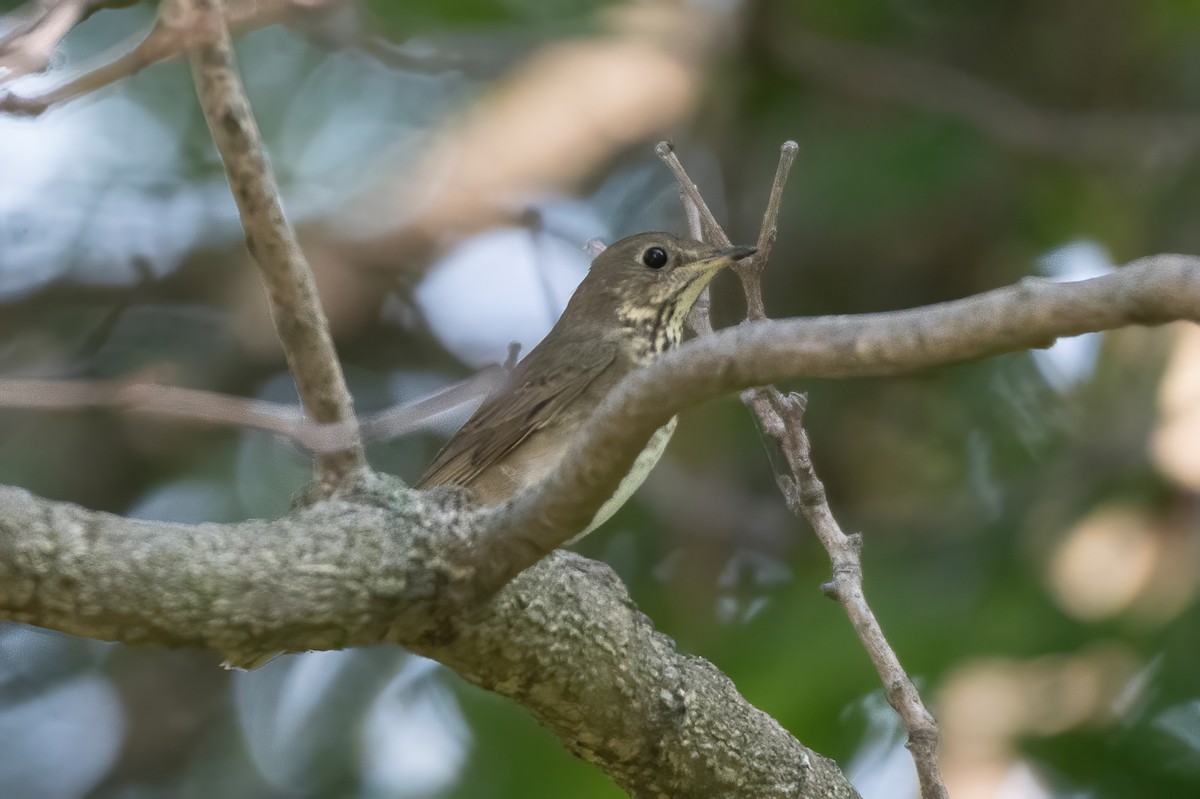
[225, 233, 752, 669]
[416, 231, 755, 540]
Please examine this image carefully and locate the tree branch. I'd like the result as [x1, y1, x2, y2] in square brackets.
[477, 252, 1200, 609]
[742, 140, 799, 320]
[3, 248, 1197, 798]
[0, 368, 501, 452]
[660, 140, 947, 795]
[748, 388, 947, 798]
[0, 0, 95, 88]
[0, 0, 348, 116]
[4, 247, 1193, 791]
[0, 476, 859, 799]
[11, 256, 1192, 610]
[182, 0, 363, 485]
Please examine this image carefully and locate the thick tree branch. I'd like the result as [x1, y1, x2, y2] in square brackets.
[5, 254, 1196, 609]
[11, 256, 1192, 604]
[0, 476, 858, 799]
[418, 550, 857, 799]
[4, 254, 1193, 793]
[182, 0, 363, 485]
[3, 251, 1197, 798]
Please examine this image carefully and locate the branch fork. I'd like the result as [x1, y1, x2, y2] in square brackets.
[656, 140, 950, 799]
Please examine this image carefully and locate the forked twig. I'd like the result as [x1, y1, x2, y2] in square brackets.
[742, 140, 799, 321]
[0, 0, 93, 88]
[0, 0, 350, 117]
[659, 141, 950, 799]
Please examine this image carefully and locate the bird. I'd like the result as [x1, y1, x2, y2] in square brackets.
[416, 231, 756, 540]
[224, 232, 754, 670]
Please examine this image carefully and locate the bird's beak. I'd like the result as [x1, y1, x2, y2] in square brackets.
[716, 245, 757, 262]
[679, 244, 757, 274]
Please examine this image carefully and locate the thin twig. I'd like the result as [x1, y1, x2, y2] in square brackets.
[0, 0, 90, 87]
[681, 192, 703, 241]
[659, 144, 723, 336]
[740, 140, 799, 321]
[357, 365, 503, 442]
[0, 376, 306, 433]
[656, 144, 950, 799]
[180, 0, 363, 486]
[655, 141, 731, 248]
[677, 191, 717, 336]
[0, 369, 501, 452]
[0, 0, 348, 116]
[752, 388, 948, 798]
[1, 14, 179, 115]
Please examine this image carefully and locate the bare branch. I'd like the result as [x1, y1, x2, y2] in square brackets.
[737, 141, 945, 797]
[741, 140, 799, 321]
[0, 375, 307, 433]
[0, 0, 349, 116]
[681, 192, 702, 241]
[0, 368, 501, 451]
[1, 11, 180, 116]
[0, 478, 859, 799]
[655, 141, 730, 247]
[658, 142, 722, 337]
[655, 141, 942, 794]
[677, 187, 718, 336]
[750, 389, 948, 798]
[476, 252, 1200, 586]
[181, 0, 363, 485]
[0, 0, 92, 87]
[619, 142, 941, 793]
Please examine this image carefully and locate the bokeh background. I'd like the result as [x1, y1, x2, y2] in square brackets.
[2, 0, 1200, 797]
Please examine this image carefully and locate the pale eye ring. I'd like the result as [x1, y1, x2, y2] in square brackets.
[642, 247, 668, 269]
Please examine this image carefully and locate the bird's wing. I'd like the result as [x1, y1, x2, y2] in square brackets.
[414, 340, 618, 490]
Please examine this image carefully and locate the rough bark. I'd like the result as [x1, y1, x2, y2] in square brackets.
[0, 475, 856, 799]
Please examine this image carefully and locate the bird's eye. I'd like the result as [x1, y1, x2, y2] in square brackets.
[642, 247, 668, 269]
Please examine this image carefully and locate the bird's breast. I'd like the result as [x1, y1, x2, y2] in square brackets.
[618, 308, 683, 364]
[566, 416, 678, 544]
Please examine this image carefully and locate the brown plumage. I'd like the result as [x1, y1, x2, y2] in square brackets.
[417, 231, 755, 533]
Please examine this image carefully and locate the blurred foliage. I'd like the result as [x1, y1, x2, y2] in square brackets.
[363, 0, 615, 37]
[2, 0, 1200, 797]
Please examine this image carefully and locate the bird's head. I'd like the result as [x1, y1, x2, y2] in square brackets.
[567, 232, 756, 336]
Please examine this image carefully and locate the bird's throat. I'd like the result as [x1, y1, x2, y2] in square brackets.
[619, 275, 715, 363]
